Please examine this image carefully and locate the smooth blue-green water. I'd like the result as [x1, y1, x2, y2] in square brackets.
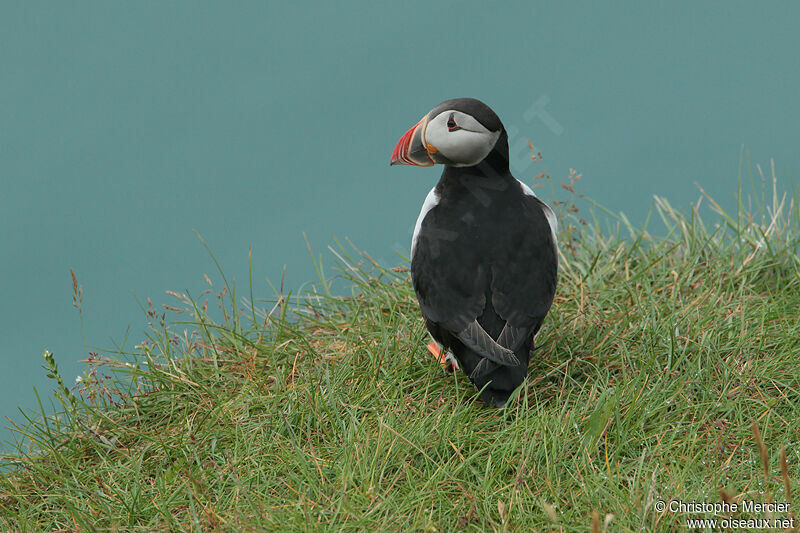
[2, 2, 798, 447]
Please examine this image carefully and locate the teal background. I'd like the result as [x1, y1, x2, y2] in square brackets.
[2, 2, 798, 447]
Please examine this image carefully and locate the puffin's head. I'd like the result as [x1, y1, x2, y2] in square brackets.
[390, 98, 505, 168]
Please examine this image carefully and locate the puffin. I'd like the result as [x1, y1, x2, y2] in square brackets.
[390, 98, 558, 408]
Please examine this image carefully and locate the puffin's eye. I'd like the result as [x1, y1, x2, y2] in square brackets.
[447, 113, 461, 132]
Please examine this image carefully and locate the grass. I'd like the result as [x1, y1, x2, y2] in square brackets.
[2, 160, 800, 532]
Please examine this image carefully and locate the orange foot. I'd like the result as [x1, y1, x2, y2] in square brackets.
[427, 341, 460, 372]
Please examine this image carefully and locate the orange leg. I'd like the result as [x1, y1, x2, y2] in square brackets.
[427, 341, 459, 371]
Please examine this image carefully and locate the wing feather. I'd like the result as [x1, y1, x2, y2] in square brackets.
[456, 320, 520, 367]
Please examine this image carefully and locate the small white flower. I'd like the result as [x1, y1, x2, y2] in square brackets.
[75, 375, 83, 384]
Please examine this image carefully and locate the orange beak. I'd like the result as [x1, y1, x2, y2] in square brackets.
[390, 116, 434, 166]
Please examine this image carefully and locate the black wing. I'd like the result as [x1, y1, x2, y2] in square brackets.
[473, 195, 558, 378]
[411, 198, 520, 368]
[490, 194, 558, 328]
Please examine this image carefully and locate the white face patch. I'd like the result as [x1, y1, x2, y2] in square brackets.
[423, 110, 500, 167]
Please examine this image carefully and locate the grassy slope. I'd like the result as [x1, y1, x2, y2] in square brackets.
[2, 174, 800, 532]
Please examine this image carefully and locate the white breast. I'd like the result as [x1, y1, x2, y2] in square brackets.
[411, 187, 440, 259]
[518, 179, 558, 247]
